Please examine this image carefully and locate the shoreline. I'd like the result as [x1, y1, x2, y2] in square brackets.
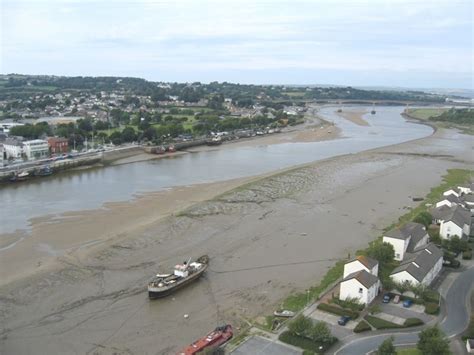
[335, 109, 370, 126]
[1, 123, 472, 354]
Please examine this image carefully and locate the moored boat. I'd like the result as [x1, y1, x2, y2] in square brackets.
[148, 255, 209, 299]
[273, 309, 295, 318]
[9, 171, 29, 182]
[36, 165, 53, 176]
[177, 324, 233, 355]
[206, 136, 222, 146]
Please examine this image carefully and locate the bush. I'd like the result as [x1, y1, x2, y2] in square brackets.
[332, 297, 365, 311]
[425, 302, 440, 315]
[279, 330, 336, 353]
[364, 315, 401, 329]
[353, 320, 371, 333]
[404, 318, 424, 327]
[413, 211, 432, 228]
[463, 250, 472, 260]
[317, 303, 359, 319]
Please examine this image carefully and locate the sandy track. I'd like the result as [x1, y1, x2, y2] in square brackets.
[0, 128, 472, 355]
[336, 109, 370, 126]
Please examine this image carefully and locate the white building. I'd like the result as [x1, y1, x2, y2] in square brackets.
[3, 138, 24, 160]
[458, 184, 473, 195]
[339, 270, 380, 305]
[340, 255, 380, 305]
[383, 222, 429, 261]
[390, 244, 443, 286]
[467, 339, 474, 354]
[343, 255, 379, 278]
[435, 194, 462, 208]
[439, 206, 471, 239]
[22, 139, 49, 160]
[443, 188, 461, 198]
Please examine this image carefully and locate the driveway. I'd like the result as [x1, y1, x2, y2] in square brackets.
[333, 266, 474, 355]
[231, 335, 302, 355]
[379, 303, 433, 323]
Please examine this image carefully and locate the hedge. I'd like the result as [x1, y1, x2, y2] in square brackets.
[463, 250, 472, 260]
[425, 302, 440, 315]
[331, 297, 365, 311]
[278, 331, 336, 353]
[353, 320, 371, 333]
[404, 318, 424, 327]
[317, 303, 359, 319]
[364, 315, 401, 329]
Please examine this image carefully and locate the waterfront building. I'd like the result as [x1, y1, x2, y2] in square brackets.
[48, 137, 69, 154]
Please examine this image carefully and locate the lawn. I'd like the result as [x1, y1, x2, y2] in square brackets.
[406, 108, 447, 120]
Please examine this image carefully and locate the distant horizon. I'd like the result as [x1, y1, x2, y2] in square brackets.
[2, 0, 472, 90]
[3, 72, 473, 93]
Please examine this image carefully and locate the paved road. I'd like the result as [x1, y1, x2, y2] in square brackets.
[334, 266, 474, 355]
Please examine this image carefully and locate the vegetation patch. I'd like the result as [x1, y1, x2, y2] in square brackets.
[364, 315, 401, 329]
[404, 318, 424, 327]
[279, 331, 336, 354]
[353, 320, 372, 333]
[396, 348, 422, 355]
[317, 303, 359, 319]
[424, 302, 440, 315]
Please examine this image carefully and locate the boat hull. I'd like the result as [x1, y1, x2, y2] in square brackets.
[148, 265, 207, 299]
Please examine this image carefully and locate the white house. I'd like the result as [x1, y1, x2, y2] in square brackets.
[439, 206, 471, 239]
[343, 255, 379, 278]
[383, 222, 429, 261]
[3, 138, 24, 160]
[435, 194, 462, 208]
[443, 188, 461, 198]
[390, 244, 443, 286]
[467, 339, 474, 353]
[339, 270, 380, 305]
[458, 184, 473, 195]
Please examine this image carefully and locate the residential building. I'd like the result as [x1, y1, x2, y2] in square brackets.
[3, 138, 24, 160]
[0, 144, 4, 166]
[390, 243, 443, 286]
[435, 194, 463, 208]
[461, 194, 474, 212]
[22, 139, 49, 160]
[467, 339, 474, 354]
[48, 137, 69, 154]
[339, 270, 380, 305]
[383, 222, 429, 261]
[439, 206, 471, 239]
[457, 184, 473, 195]
[343, 255, 379, 278]
[443, 188, 461, 198]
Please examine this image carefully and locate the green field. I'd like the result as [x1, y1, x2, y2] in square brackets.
[406, 108, 447, 120]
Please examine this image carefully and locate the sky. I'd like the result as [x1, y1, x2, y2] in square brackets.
[1, 0, 473, 89]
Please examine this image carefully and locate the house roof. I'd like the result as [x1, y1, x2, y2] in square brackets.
[348, 255, 378, 270]
[385, 222, 427, 249]
[461, 194, 474, 203]
[442, 194, 462, 204]
[391, 244, 443, 283]
[342, 269, 379, 289]
[444, 205, 471, 227]
[430, 205, 455, 220]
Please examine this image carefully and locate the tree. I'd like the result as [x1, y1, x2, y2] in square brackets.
[121, 127, 137, 142]
[109, 131, 122, 145]
[417, 326, 450, 355]
[394, 280, 411, 296]
[308, 321, 333, 343]
[377, 336, 396, 355]
[288, 315, 312, 337]
[413, 212, 433, 228]
[366, 240, 395, 265]
[443, 236, 469, 254]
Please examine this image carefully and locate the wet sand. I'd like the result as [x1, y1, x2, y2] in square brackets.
[336, 109, 370, 126]
[0, 126, 473, 355]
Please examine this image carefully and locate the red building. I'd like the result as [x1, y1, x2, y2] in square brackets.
[48, 137, 69, 154]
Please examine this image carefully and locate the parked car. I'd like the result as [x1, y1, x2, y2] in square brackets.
[383, 293, 391, 303]
[338, 315, 351, 326]
[403, 299, 413, 308]
[393, 295, 400, 304]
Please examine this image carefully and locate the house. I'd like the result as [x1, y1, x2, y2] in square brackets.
[383, 222, 429, 261]
[48, 137, 69, 154]
[443, 188, 461, 198]
[435, 194, 463, 208]
[3, 138, 24, 159]
[467, 339, 474, 353]
[439, 206, 471, 239]
[343, 255, 379, 278]
[461, 194, 474, 212]
[340, 256, 380, 305]
[390, 244, 443, 286]
[430, 205, 455, 225]
[458, 184, 473, 195]
[0, 144, 4, 166]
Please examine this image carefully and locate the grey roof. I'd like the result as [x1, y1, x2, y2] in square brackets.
[391, 243, 443, 283]
[461, 194, 474, 204]
[443, 194, 462, 204]
[349, 255, 378, 270]
[444, 205, 471, 227]
[430, 205, 455, 220]
[385, 222, 428, 252]
[342, 269, 379, 289]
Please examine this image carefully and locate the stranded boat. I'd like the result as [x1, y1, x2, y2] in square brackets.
[178, 324, 233, 355]
[274, 309, 295, 318]
[206, 136, 222, 146]
[148, 255, 209, 298]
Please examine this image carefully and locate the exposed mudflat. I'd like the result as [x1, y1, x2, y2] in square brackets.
[0, 127, 473, 355]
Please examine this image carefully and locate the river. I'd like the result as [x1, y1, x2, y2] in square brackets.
[0, 106, 432, 235]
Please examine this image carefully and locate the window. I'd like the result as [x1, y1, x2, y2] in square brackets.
[359, 288, 363, 293]
[396, 253, 400, 258]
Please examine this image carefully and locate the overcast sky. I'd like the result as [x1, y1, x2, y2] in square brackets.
[1, 0, 472, 88]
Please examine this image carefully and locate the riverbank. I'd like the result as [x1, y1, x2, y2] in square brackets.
[1, 125, 473, 354]
[335, 109, 370, 126]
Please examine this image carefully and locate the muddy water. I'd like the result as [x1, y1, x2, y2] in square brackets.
[0, 106, 432, 235]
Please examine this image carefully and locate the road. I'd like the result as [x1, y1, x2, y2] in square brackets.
[334, 266, 474, 355]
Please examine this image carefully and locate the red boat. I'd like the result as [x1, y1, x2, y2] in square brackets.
[178, 324, 233, 355]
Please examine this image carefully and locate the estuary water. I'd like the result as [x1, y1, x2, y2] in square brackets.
[0, 106, 433, 234]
